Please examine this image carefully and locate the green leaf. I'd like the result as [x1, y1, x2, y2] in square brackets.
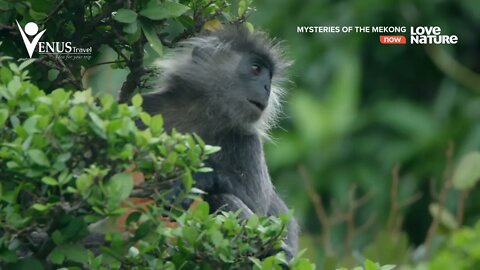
[89, 112, 104, 129]
[209, 229, 223, 247]
[73, 89, 94, 104]
[183, 170, 193, 191]
[113, 9, 138, 23]
[167, 152, 178, 165]
[49, 247, 65, 265]
[245, 22, 254, 32]
[183, 226, 198, 244]
[132, 94, 143, 107]
[65, 187, 77, 193]
[28, 149, 50, 167]
[247, 215, 259, 228]
[452, 151, 480, 190]
[0, 66, 13, 83]
[88, 111, 106, 138]
[139, 2, 190, 20]
[429, 203, 458, 230]
[123, 21, 138, 34]
[140, 21, 163, 56]
[139, 112, 151, 125]
[364, 259, 380, 270]
[76, 174, 93, 192]
[48, 243, 89, 265]
[18, 59, 36, 70]
[51, 230, 63, 245]
[177, 15, 195, 29]
[107, 119, 122, 135]
[296, 258, 316, 270]
[126, 211, 142, 227]
[7, 79, 21, 98]
[192, 201, 209, 220]
[105, 173, 134, 201]
[23, 115, 39, 134]
[204, 145, 221, 155]
[29, 11, 48, 24]
[9, 258, 45, 270]
[238, 0, 248, 16]
[32, 203, 50, 211]
[0, 248, 17, 263]
[149, 114, 163, 135]
[62, 244, 88, 264]
[134, 221, 153, 240]
[56, 154, 71, 167]
[249, 257, 262, 268]
[196, 167, 213, 173]
[126, 23, 142, 44]
[0, 108, 8, 128]
[47, 69, 59, 81]
[100, 94, 115, 108]
[174, 144, 187, 152]
[190, 187, 207, 195]
[69, 105, 86, 122]
[8, 63, 19, 75]
[41, 176, 58, 186]
[261, 257, 275, 269]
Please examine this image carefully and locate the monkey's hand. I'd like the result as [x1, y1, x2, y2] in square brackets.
[166, 167, 227, 209]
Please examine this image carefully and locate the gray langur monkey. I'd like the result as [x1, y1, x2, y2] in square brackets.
[141, 26, 298, 257]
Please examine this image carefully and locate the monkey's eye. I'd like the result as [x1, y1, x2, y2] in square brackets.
[251, 64, 262, 76]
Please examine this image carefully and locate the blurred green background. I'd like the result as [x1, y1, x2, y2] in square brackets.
[248, 0, 480, 266]
[80, 0, 480, 267]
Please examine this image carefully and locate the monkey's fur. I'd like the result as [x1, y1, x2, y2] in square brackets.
[141, 26, 298, 256]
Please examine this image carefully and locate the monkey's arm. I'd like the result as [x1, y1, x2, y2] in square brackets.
[205, 193, 254, 219]
[167, 163, 232, 206]
[267, 193, 299, 258]
[194, 162, 298, 257]
[207, 191, 298, 260]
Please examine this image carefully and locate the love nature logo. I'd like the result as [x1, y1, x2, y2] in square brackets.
[296, 25, 459, 45]
[16, 21, 92, 59]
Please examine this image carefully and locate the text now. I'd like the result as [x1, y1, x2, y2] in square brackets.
[379, 35, 406, 44]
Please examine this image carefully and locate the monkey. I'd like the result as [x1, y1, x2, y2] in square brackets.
[140, 26, 299, 257]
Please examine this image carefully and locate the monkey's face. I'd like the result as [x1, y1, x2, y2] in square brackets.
[224, 52, 273, 126]
[159, 28, 285, 135]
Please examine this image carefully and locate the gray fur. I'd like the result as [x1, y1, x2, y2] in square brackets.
[142, 26, 298, 256]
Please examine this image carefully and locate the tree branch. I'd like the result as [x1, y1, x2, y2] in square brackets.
[118, 37, 146, 103]
[424, 142, 454, 258]
[299, 165, 335, 256]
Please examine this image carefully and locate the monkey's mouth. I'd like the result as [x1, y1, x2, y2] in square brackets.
[247, 99, 266, 111]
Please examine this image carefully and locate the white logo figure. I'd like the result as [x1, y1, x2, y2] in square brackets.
[16, 21, 46, 58]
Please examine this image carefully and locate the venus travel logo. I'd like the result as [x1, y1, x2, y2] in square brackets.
[16, 21, 46, 58]
[15, 21, 92, 60]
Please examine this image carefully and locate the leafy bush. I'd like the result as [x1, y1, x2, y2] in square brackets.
[0, 0, 254, 98]
[337, 260, 395, 270]
[0, 60, 315, 269]
[426, 222, 480, 270]
[393, 221, 480, 270]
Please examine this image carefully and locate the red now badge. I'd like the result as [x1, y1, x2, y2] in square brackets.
[379, 35, 406, 44]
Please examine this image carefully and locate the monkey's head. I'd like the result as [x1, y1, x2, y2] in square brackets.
[158, 26, 290, 136]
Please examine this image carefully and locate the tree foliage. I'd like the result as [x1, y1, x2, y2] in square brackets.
[0, 0, 253, 100]
[0, 0, 317, 269]
[250, 0, 480, 268]
[0, 59, 315, 269]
